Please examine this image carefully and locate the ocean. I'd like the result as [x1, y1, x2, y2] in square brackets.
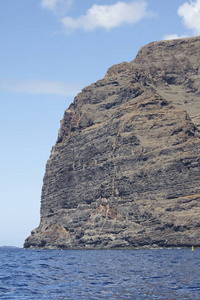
[0, 248, 200, 299]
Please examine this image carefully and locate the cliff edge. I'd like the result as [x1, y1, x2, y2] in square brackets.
[24, 36, 200, 249]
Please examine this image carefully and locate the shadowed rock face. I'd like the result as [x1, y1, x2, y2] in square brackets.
[24, 36, 200, 249]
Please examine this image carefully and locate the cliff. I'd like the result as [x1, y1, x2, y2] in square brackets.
[24, 36, 200, 249]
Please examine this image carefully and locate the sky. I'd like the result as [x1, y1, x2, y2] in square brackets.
[1, 0, 200, 247]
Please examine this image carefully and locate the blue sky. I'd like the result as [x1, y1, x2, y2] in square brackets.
[1, 0, 200, 247]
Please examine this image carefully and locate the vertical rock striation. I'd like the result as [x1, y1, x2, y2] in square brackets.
[24, 36, 200, 249]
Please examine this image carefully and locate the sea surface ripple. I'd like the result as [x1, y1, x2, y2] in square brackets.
[0, 248, 200, 299]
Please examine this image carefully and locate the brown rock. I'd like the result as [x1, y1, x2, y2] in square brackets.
[24, 36, 200, 249]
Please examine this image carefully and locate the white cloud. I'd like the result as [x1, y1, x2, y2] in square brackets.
[163, 34, 188, 40]
[41, 0, 73, 14]
[41, 0, 61, 10]
[61, 1, 150, 32]
[0, 80, 83, 96]
[178, 0, 200, 34]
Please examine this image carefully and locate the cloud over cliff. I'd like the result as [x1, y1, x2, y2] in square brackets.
[61, 1, 150, 32]
[178, 0, 200, 34]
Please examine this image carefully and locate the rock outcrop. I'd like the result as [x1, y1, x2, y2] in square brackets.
[24, 36, 200, 249]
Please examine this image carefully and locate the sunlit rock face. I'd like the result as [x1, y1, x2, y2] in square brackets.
[24, 36, 200, 249]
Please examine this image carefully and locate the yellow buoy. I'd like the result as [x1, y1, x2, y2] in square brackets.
[191, 246, 194, 251]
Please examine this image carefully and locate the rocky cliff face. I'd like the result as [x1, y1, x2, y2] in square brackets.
[24, 36, 200, 249]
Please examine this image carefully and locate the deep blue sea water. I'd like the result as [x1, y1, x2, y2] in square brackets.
[0, 248, 200, 299]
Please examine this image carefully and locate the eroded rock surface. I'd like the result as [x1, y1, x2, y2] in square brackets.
[24, 36, 200, 249]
